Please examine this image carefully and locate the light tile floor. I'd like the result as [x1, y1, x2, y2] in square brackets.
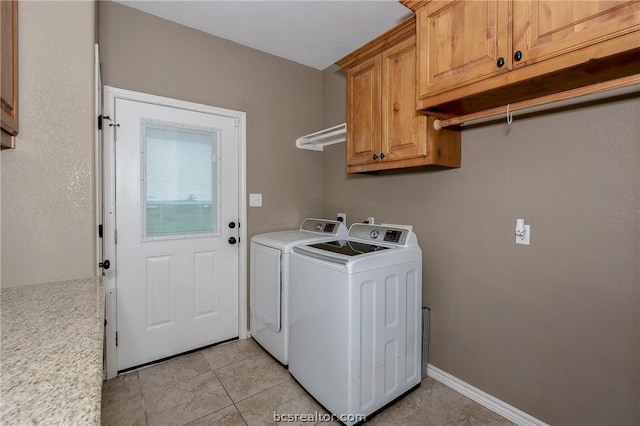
[102, 338, 514, 426]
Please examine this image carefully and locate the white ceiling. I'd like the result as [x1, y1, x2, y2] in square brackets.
[114, 1, 414, 70]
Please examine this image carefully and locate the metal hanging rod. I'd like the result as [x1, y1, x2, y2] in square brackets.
[433, 74, 640, 130]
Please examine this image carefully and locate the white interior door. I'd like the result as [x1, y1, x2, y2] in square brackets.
[113, 95, 241, 371]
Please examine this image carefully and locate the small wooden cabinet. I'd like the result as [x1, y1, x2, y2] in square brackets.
[346, 55, 381, 167]
[404, 0, 640, 115]
[1, 0, 18, 149]
[338, 17, 461, 173]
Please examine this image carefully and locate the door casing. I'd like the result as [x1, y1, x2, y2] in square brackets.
[101, 86, 248, 379]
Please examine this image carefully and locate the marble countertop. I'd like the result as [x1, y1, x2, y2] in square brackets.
[1, 277, 104, 424]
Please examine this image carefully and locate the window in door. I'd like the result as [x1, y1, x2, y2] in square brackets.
[141, 119, 221, 240]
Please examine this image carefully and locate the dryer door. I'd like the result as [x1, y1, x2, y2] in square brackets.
[250, 242, 282, 332]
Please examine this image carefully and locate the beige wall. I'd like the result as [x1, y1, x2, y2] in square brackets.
[1, 1, 96, 288]
[322, 66, 640, 425]
[322, 65, 347, 128]
[98, 2, 325, 241]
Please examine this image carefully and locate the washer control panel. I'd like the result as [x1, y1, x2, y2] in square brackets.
[300, 218, 346, 235]
[348, 223, 410, 246]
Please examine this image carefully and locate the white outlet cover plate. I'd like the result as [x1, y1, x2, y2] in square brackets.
[516, 224, 531, 245]
[249, 193, 262, 207]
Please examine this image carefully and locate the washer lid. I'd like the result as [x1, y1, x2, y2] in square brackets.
[291, 223, 420, 268]
[251, 218, 347, 253]
[305, 240, 390, 257]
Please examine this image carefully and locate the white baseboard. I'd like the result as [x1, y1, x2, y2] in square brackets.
[426, 364, 549, 426]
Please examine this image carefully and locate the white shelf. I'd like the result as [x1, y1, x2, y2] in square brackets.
[295, 122, 346, 151]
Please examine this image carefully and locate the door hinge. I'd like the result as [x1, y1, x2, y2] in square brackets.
[98, 224, 103, 238]
[98, 115, 103, 130]
[115, 331, 118, 347]
[114, 229, 117, 245]
[103, 115, 120, 141]
[234, 117, 241, 128]
[111, 122, 120, 141]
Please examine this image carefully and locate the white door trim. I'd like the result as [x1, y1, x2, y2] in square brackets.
[94, 44, 102, 278]
[102, 86, 247, 379]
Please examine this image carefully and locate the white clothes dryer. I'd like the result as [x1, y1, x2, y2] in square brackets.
[250, 218, 347, 365]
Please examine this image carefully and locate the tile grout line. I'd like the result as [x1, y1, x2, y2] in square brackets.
[210, 350, 291, 425]
[229, 373, 292, 405]
[138, 353, 232, 426]
[212, 366, 241, 423]
[134, 371, 151, 426]
[228, 375, 291, 426]
[212, 357, 239, 422]
[173, 352, 244, 426]
[190, 357, 252, 426]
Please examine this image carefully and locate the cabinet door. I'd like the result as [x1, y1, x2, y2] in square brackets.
[513, 0, 640, 68]
[1, 0, 18, 148]
[382, 36, 427, 162]
[417, 0, 511, 98]
[346, 56, 381, 167]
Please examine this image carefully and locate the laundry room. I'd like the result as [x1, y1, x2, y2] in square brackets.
[1, 1, 639, 426]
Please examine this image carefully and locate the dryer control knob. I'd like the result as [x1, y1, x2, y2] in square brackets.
[370, 230, 379, 239]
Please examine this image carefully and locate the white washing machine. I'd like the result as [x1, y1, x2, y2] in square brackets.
[288, 223, 422, 425]
[250, 218, 347, 365]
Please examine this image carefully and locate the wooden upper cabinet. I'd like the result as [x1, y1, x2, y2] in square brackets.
[406, 0, 640, 115]
[338, 17, 461, 173]
[417, 0, 511, 97]
[513, 0, 640, 68]
[382, 36, 427, 162]
[346, 56, 381, 167]
[1, 0, 18, 149]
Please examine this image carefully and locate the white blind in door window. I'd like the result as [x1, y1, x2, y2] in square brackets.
[141, 119, 220, 239]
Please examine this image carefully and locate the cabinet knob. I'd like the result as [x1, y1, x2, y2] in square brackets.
[380, 153, 385, 160]
[514, 51, 522, 62]
[497, 57, 505, 68]
[373, 154, 378, 160]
